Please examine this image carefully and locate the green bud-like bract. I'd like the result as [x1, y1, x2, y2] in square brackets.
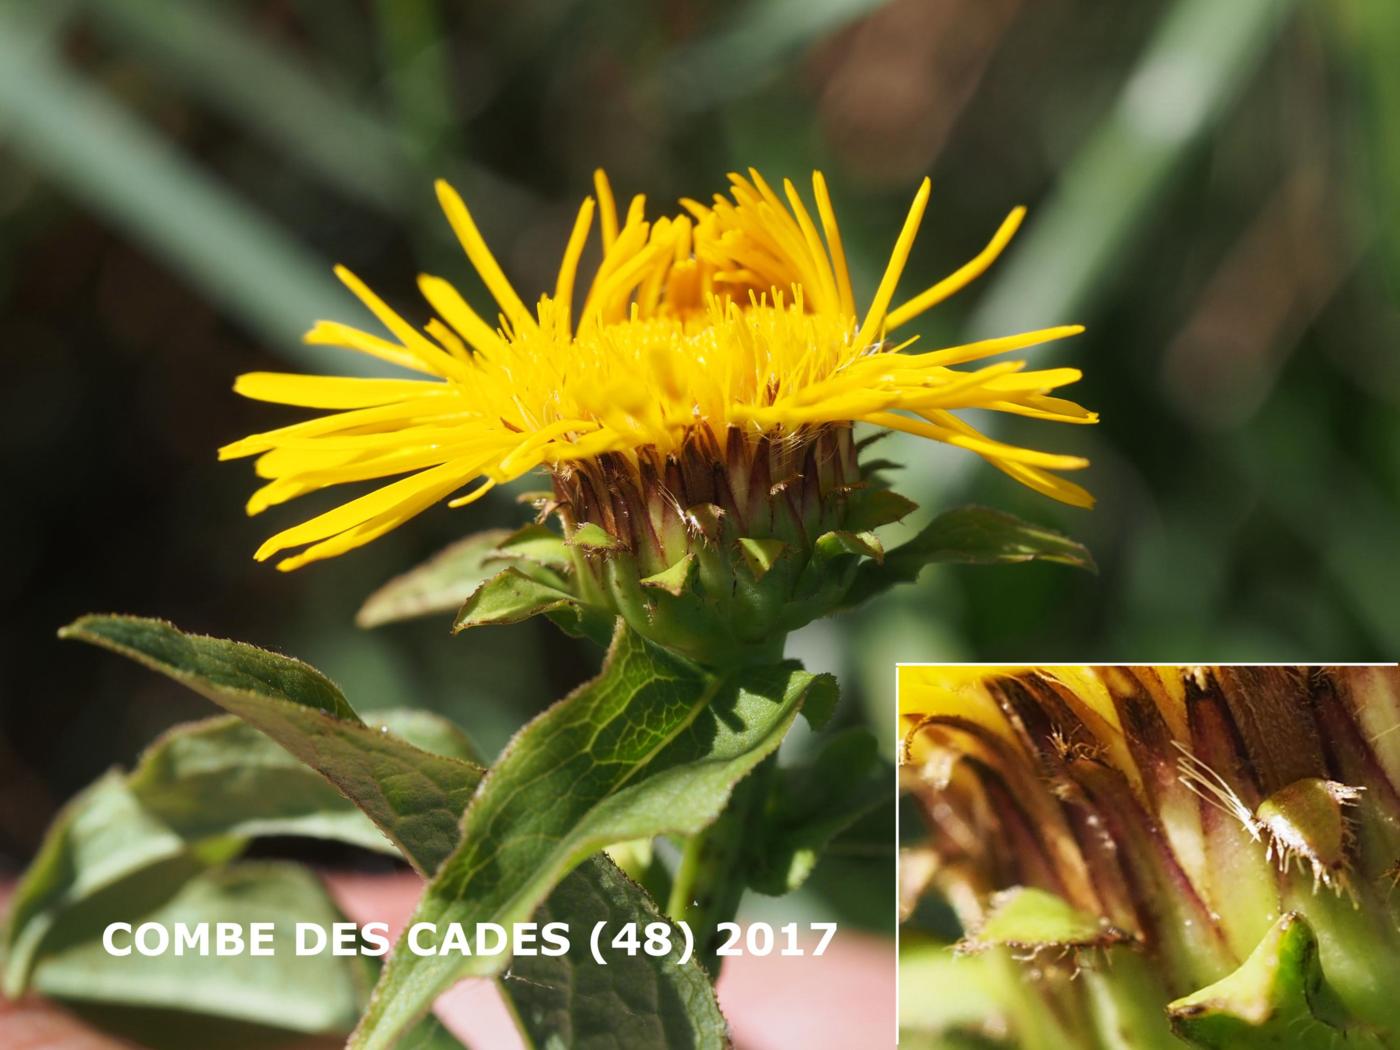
[545, 424, 908, 667]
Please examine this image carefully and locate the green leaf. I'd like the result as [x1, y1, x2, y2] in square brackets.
[55, 615, 725, 1047]
[126, 717, 400, 852]
[358, 528, 514, 628]
[544, 604, 619, 649]
[856, 458, 903, 477]
[796, 671, 840, 731]
[59, 615, 479, 875]
[961, 887, 1127, 954]
[1167, 912, 1380, 1050]
[358, 524, 570, 630]
[508, 862, 728, 1050]
[59, 615, 357, 720]
[30, 861, 371, 1036]
[3, 708, 463, 996]
[843, 488, 918, 532]
[369, 708, 484, 767]
[3, 771, 240, 997]
[489, 523, 571, 571]
[454, 567, 579, 631]
[351, 625, 826, 1048]
[844, 505, 1095, 607]
[749, 728, 889, 894]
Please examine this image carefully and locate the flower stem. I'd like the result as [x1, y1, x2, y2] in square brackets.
[668, 752, 777, 977]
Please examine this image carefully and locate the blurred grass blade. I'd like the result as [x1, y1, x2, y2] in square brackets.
[1333, 0, 1400, 294]
[0, 6, 372, 369]
[889, 0, 1296, 509]
[373, 0, 459, 170]
[79, 0, 416, 214]
[659, 0, 886, 110]
[971, 0, 1299, 335]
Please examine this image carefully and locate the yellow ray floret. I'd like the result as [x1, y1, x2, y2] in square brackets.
[222, 170, 1096, 570]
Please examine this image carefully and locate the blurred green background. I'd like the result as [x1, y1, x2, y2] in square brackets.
[1, 0, 1395, 921]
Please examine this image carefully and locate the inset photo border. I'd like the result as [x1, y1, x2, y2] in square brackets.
[896, 665, 1400, 1048]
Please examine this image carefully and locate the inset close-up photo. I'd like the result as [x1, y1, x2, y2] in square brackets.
[899, 665, 1400, 1049]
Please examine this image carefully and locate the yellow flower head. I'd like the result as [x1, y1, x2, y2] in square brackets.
[223, 170, 1095, 571]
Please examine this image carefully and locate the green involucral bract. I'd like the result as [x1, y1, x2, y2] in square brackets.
[542, 426, 903, 667]
[421, 427, 1093, 669]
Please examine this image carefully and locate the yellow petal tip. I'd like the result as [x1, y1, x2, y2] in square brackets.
[434, 178, 460, 207]
[217, 441, 256, 461]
